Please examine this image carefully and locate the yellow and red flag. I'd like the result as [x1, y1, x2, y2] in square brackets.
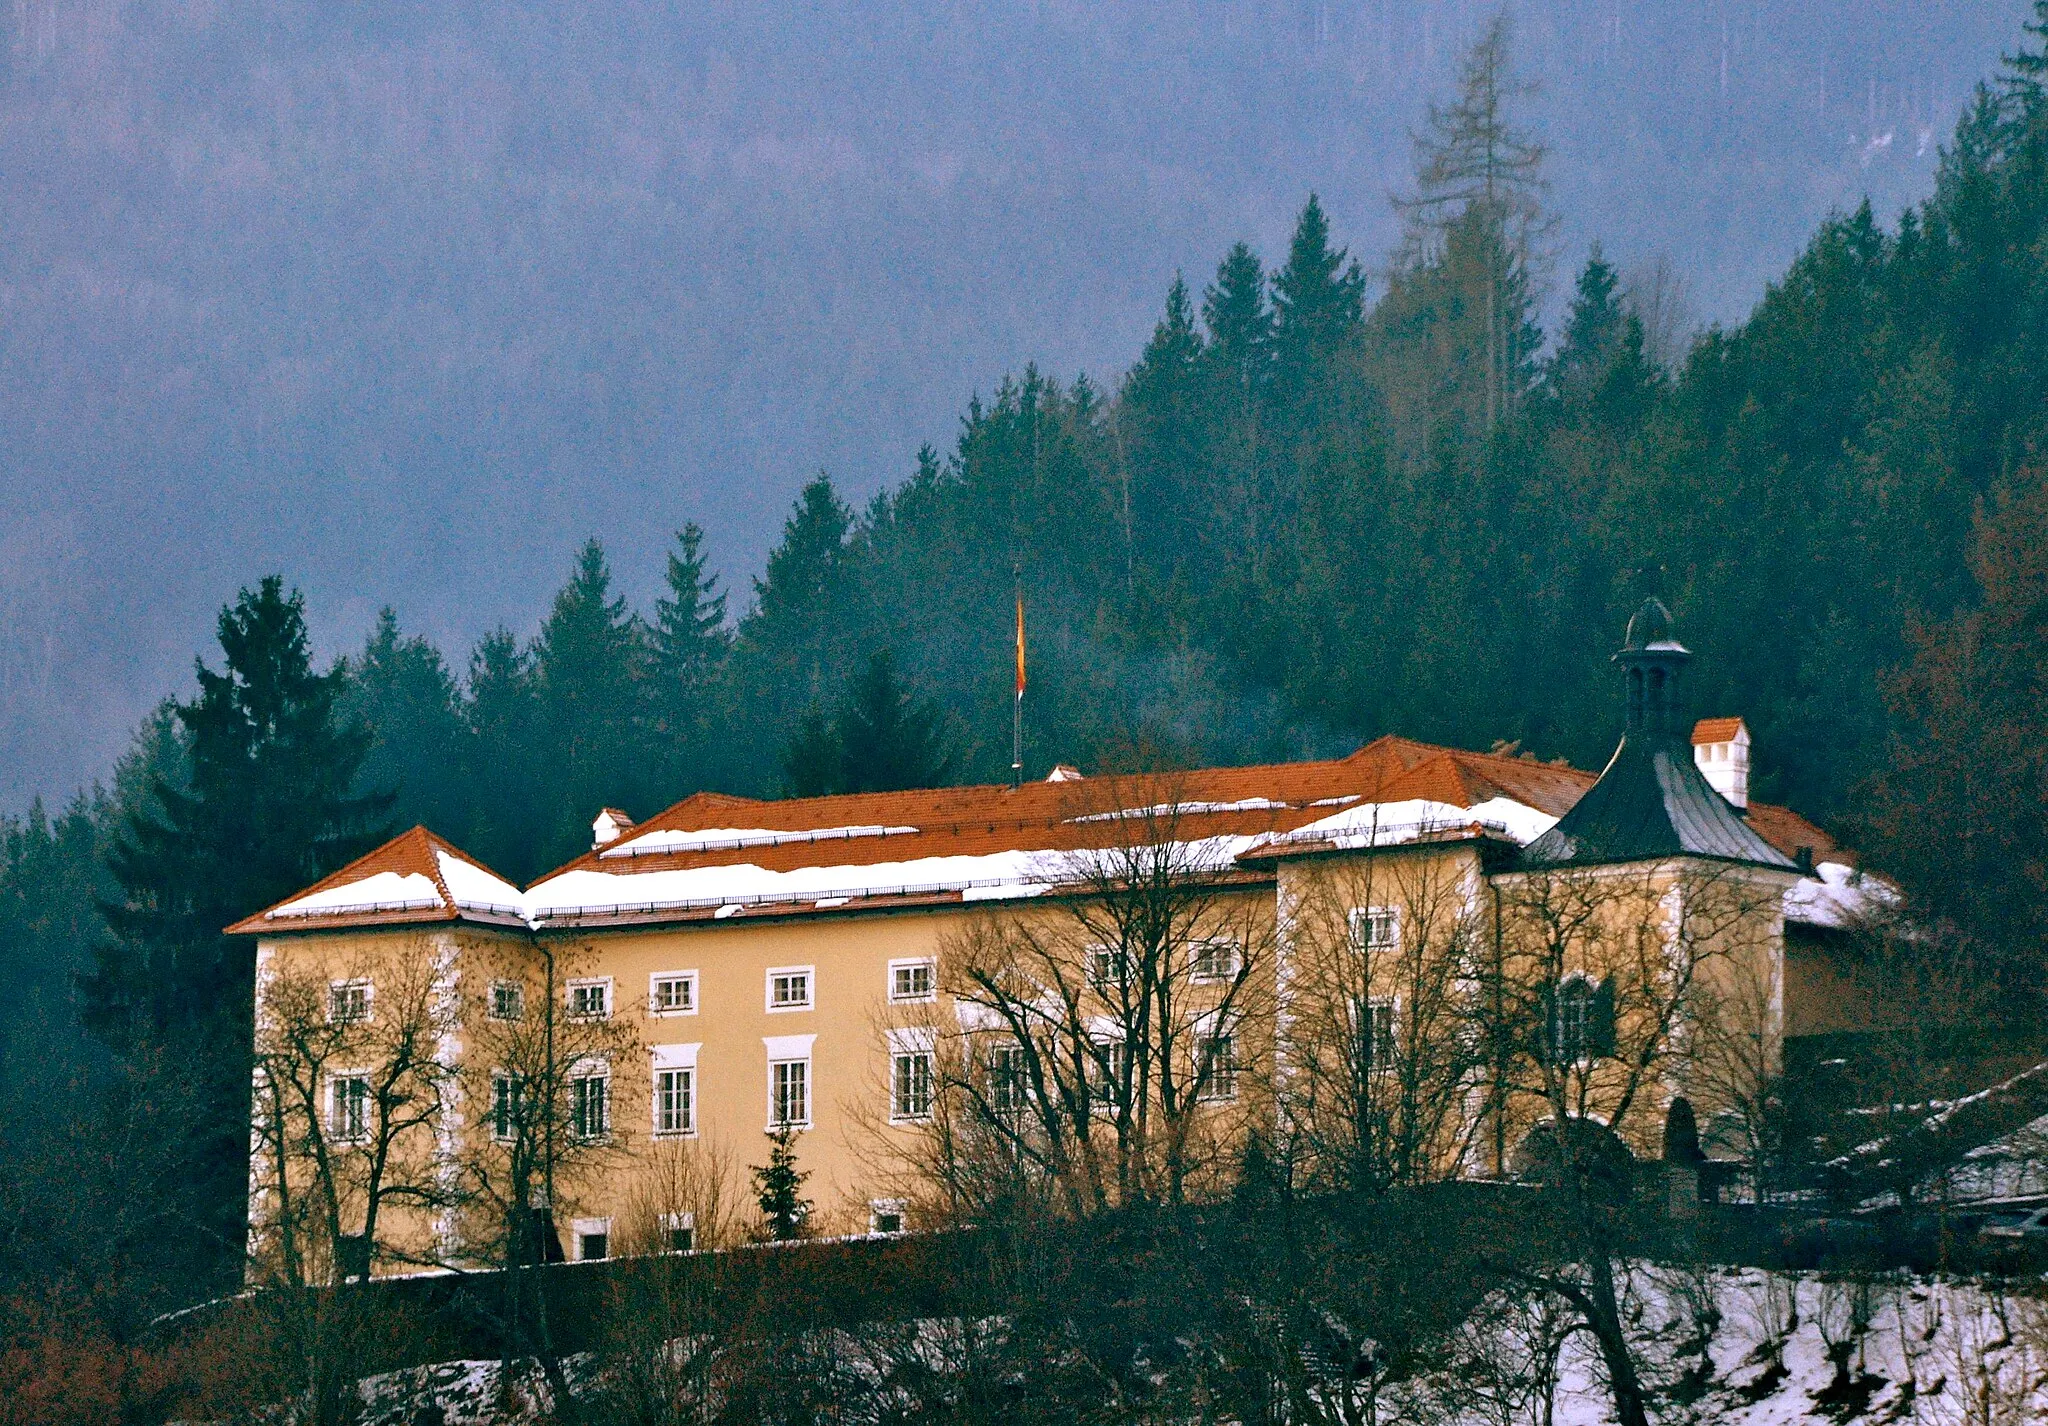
[1014, 593, 1027, 698]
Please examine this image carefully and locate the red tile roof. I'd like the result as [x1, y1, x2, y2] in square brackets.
[225, 825, 527, 935]
[231, 735, 1849, 934]
[1692, 717, 1747, 745]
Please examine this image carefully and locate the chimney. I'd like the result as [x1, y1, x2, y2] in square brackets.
[1044, 764, 1084, 783]
[1690, 718, 1750, 809]
[592, 807, 635, 848]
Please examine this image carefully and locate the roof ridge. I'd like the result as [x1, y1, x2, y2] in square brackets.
[412, 826, 458, 911]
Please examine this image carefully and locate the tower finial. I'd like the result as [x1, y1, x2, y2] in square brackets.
[1614, 598, 1690, 737]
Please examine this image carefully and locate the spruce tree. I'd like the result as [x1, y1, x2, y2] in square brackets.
[89, 577, 389, 1276]
[1202, 243, 1273, 397]
[339, 608, 468, 839]
[463, 628, 541, 879]
[833, 649, 956, 794]
[93, 577, 390, 1041]
[780, 707, 842, 799]
[1270, 194, 1365, 405]
[649, 523, 732, 791]
[1120, 274, 1208, 586]
[752, 1126, 812, 1240]
[532, 540, 650, 861]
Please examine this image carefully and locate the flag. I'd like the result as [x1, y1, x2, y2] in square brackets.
[1014, 593, 1026, 698]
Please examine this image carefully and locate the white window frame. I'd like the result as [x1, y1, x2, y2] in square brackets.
[567, 977, 614, 1021]
[488, 979, 525, 1022]
[1195, 1031, 1238, 1102]
[651, 1042, 701, 1138]
[987, 1042, 1026, 1115]
[769, 1058, 811, 1130]
[569, 1065, 612, 1142]
[888, 957, 937, 1004]
[327, 979, 373, 1025]
[327, 1070, 371, 1144]
[887, 1029, 937, 1124]
[1552, 973, 1598, 1067]
[1087, 943, 1129, 991]
[1186, 938, 1243, 984]
[766, 965, 815, 1014]
[648, 970, 699, 1018]
[1364, 998, 1399, 1073]
[572, 1216, 612, 1262]
[764, 1033, 816, 1130]
[661, 1210, 696, 1254]
[1088, 1033, 1126, 1115]
[490, 1071, 524, 1143]
[1348, 906, 1401, 955]
[869, 1198, 908, 1235]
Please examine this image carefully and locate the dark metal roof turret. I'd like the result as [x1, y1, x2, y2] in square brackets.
[1521, 600, 1796, 872]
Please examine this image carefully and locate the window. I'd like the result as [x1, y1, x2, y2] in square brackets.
[771, 1058, 809, 1128]
[650, 972, 697, 1016]
[870, 1199, 907, 1235]
[1363, 1000, 1398, 1072]
[1348, 907, 1400, 954]
[1087, 944, 1129, 991]
[329, 1073, 369, 1143]
[892, 1050, 934, 1121]
[1089, 1039, 1126, 1112]
[654, 1066, 696, 1137]
[491, 1074, 524, 1142]
[987, 1044, 1026, 1115]
[1197, 1034, 1237, 1101]
[573, 1218, 611, 1261]
[489, 980, 525, 1022]
[1547, 977, 1612, 1066]
[328, 980, 371, 1024]
[889, 959, 936, 1003]
[661, 1211, 695, 1254]
[568, 979, 612, 1020]
[767, 967, 813, 1012]
[1188, 939, 1242, 983]
[571, 1071, 611, 1140]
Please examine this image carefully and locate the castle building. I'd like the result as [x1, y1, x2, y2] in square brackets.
[232, 602, 1869, 1277]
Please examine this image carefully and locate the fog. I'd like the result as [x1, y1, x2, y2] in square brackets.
[0, 0, 2021, 807]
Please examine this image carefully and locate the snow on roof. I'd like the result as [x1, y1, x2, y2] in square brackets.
[525, 834, 1264, 923]
[1784, 860, 1891, 928]
[266, 871, 442, 919]
[602, 824, 920, 858]
[434, 849, 525, 913]
[1065, 798, 1289, 823]
[1254, 796, 1558, 854]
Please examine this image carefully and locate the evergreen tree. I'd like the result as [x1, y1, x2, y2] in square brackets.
[776, 650, 956, 797]
[650, 522, 732, 793]
[1202, 242, 1273, 399]
[462, 628, 541, 878]
[531, 540, 649, 862]
[833, 649, 956, 794]
[1120, 274, 1208, 592]
[88, 577, 390, 1274]
[92, 577, 390, 1041]
[339, 608, 468, 838]
[1270, 194, 1365, 407]
[751, 473, 853, 636]
[752, 1126, 812, 1240]
[780, 707, 841, 800]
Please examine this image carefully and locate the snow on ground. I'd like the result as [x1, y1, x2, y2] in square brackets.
[345, 1266, 2048, 1425]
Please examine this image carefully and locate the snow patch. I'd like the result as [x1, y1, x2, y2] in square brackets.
[602, 824, 919, 858]
[267, 871, 441, 919]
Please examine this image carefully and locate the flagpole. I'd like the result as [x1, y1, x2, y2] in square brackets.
[1012, 563, 1024, 789]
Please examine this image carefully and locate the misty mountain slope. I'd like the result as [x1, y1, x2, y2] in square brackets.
[0, 0, 2022, 806]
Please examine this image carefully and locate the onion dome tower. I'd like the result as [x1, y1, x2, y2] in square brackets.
[1521, 600, 1795, 871]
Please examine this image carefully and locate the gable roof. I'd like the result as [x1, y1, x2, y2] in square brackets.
[225, 826, 528, 935]
[1692, 717, 1747, 745]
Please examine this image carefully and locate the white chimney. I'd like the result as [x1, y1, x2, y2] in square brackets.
[1691, 718, 1750, 809]
[592, 807, 635, 848]
[1044, 764, 1084, 783]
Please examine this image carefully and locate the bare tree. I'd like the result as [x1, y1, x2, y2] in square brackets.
[442, 934, 642, 1423]
[911, 775, 1277, 1218]
[1278, 839, 1491, 1194]
[1397, 10, 1551, 433]
[244, 935, 458, 1425]
[1474, 860, 1785, 1426]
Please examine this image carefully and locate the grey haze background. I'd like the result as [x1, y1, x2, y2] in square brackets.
[0, 0, 2024, 809]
